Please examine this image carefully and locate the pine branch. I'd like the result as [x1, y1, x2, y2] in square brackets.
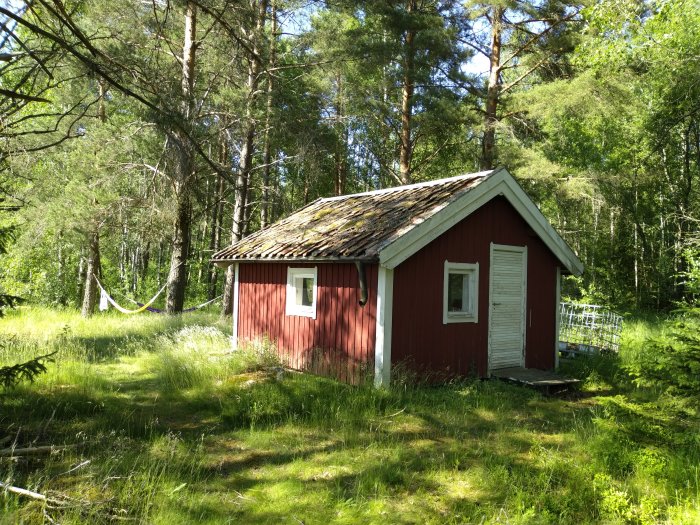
[0, 351, 56, 389]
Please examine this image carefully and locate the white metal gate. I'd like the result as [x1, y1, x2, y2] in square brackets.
[489, 244, 527, 370]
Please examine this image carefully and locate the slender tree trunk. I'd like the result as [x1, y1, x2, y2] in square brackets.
[132, 246, 139, 292]
[166, 1, 197, 313]
[140, 240, 150, 283]
[76, 251, 86, 308]
[399, 0, 416, 184]
[223, 0, 268, 316]
[119, 220, 127, 283]
[81, 229, 101, 317]
[209, 131, 227, 299]
[56, 231, 66, 305]
[261, 0, 277, 227]
[334, 73, 347, 196]
[157, 240, 164, 286]
[673, 123, 694, 301]
[481, 5, 504, 171]
[208, 174, 225, 299]
[197, 176, 212, 284]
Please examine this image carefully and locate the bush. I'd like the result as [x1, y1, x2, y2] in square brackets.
[627, 308, 700, 396]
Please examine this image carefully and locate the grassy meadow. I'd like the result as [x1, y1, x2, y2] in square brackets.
[0, 307, 698, 524]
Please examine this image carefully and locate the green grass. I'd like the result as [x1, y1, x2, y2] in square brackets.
[1, 307, 699, 524]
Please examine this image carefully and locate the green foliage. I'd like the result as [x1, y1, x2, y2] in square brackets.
[628, 309, 700, 396]
[0, 225, 23, 314]
[0, 351, 56, 389]
[0, 308, 698, 524]
[3, 0, 700, 312]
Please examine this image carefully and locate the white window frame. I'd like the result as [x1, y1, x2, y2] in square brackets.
[286, 267, 318, 319]
[443, 261, 479, 324]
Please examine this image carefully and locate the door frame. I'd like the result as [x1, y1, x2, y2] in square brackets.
[488, 243, 527, 372]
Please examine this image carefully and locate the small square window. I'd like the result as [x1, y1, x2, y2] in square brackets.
[286, 267, 317, 318]
[443, 261, 478, 324]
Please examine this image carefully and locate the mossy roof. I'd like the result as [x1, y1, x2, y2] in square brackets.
[212, 170, 494, 263]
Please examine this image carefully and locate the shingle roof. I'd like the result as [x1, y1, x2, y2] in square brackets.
[212, 170, 495, 263]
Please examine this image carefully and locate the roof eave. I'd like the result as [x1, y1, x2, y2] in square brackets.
[211, 255, 379, 268]
[377, 168, 584, 276]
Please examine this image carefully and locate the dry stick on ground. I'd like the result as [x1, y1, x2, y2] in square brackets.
[0, 481, 50, 502]
[0, 443, 83, 457]
[0, 480, 87, 512]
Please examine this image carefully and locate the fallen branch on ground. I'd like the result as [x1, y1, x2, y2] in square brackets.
[381, 408, 406, 418]
[0, 480, 47, 501]
[0, 443, 83, 457]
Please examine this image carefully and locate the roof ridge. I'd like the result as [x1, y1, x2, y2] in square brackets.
[320, 169, 496, 202]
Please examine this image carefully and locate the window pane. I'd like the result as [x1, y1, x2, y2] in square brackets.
[448, 273, 465, 312]
[295, 276, 314, 307]
[443, 263, 478, 324]
[302, 277, 314, 306]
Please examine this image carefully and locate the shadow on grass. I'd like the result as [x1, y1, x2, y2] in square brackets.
[2, 349, 698, 524]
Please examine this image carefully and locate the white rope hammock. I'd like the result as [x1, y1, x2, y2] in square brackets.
[122, 293, 222, 313]
[94, 274, 168, 314]
[93, 273, 222, 314]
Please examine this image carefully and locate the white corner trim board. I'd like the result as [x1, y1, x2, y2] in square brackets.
[232, 263, 240, 350]
[378, 169, 583, 276]
[374, 266, 394, 388]
[555, 266, 561, 370]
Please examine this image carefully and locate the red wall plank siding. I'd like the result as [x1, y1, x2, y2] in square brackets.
[237, 262, 378, 384]
[391, 196, 560, 378]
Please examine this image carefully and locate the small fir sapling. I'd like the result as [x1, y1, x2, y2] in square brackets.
[0, 223, 55, 388]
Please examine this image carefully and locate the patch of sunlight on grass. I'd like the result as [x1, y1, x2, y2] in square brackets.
[433, 471, 484, 502]
[376, 413, 430, 435]
[472, 407, 498, 422]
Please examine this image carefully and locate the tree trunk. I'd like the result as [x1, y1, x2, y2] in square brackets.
[223, 0, 268, 316]
[81, 77, 108, 317]
[81, 229, 101, 317]
[140, 240, 150, 283]
[481, 5, 504, 171]
[208, 174, 225, 299]
[56, 231, 66, 305]
[399, 0, 416, 184]
[165, 1, 197, 314]
[261, 0, 277, 227]
[166, 177, 192, 313]
[197, 176, 212, 285]
[157, 240, 164, 286]
[76, 251, 86, 308]
[209, 131, 228, 300]
[334, 73, 347, 196]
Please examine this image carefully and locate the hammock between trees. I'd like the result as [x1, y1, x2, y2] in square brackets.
[93, 274, 221, 314]
[129, 295, 221, 313]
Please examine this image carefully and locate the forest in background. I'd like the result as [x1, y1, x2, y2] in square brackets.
[1, 0, 699, 315]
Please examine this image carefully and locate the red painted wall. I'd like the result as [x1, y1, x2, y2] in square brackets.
[237, 262, 378, 384]
[391, 196, 559, 378]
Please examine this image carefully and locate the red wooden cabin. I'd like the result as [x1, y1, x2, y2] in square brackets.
[212, 168, 583, 386]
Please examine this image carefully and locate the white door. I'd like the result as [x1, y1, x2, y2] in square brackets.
[489, 244, 527, 370]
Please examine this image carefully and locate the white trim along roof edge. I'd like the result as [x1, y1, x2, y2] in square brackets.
[378, 168, 584, 276]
